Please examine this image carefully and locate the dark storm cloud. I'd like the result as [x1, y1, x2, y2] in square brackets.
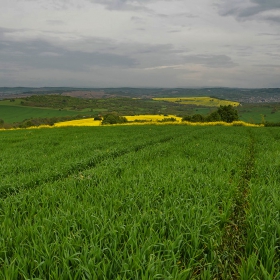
[219, 0, 280, 23]
[0, 38, 138, 71]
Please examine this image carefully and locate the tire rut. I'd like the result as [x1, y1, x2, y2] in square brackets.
[0, 135, 175, 199]
[217, 130, 255, 279]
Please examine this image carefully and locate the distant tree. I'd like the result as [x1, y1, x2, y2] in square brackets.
[102, 114, 127, 125]
[217, 105, 239, 123]
[94, 115, 102, 121]
[0, 119, 4, 127]
[206, 111, 221, 122]
[158, 117, 177, 122]
[182, 115, 192, 122]
[191, 114, 205, 122]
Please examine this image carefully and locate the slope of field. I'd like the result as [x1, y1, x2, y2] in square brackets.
[0, 104, 91, 123]
[0, 125, 279, 279]
[238, 105, 280, 123]
[153, 97, 240, 107]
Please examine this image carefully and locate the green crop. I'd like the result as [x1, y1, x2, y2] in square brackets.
[0, 125, 279, 279]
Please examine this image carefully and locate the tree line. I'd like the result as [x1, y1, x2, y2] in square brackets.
[182, 105, 239, 123]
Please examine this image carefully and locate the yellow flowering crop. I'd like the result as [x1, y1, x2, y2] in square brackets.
[181, 121, 263, 127]
[124, 115, 181, 122]
[54, 119, 102, 127]
[0, 116, 263, 131]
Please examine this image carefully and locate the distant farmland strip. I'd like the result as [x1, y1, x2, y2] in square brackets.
[153, 96, 240, 107]
[0, 104, 87, 123]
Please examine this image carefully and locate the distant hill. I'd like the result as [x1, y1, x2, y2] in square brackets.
[1, 87, 280, 103]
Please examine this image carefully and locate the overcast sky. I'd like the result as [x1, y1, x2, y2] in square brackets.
[0, 0, 280, 88]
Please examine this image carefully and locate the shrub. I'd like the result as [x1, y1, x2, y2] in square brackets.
[102, 114, 128, 125]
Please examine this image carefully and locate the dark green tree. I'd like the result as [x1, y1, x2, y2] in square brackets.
[206, 111, 222, 122]
[102, 114, 127, 125]
[182, 115, 192, 122]
[217, 105, 239, 123]
[93, 115, 102, 121]
[191, 114, 205, 122]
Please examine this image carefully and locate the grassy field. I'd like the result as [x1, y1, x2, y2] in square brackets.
[0, 125, 279, 279]
[238, 106, 280, 123]
[2, 95, 280, 125]
[0, 104, 94, 123]
[153, 97, 240, 107]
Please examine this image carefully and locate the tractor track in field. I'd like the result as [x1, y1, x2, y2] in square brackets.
[0, 135, 176, 199]
[217, 130, 255, 279]
[1, 126, 212, 200]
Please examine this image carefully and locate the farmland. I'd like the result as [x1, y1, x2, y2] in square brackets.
[0, 99, 96, 124]
[0, 125, 279, 279]
[1, 94, 280, 126]
[50, 116, 262, 128]
[152, 97, 240, 107]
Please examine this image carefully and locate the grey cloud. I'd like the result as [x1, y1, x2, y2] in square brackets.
[183, 54, 238, 68]
[65, 37, 190, 69]
[265, 52, 280, 57]
[87, 0, 152, 11]
[156, 12, 197, 19]
[17, 0, 80, 10]
[0, 38, 138, 72]
[219, 0, 280, 23]
[254, 64, 280, 68]
[0, 27, 29, 37]
[258, 32, 280, 36]
[175, 12, 197, 18]
[168, 30, 181, 33]
[46, 20, 65, 25]
[157, 14, 169, 18]
[131, 16, 143, 22]
[70, 36, 182, 57]
[251, 0, 280, 13]
[135, 44, 173, 54]
[264, 15, 280, 23]
[20, 0, 152, 11]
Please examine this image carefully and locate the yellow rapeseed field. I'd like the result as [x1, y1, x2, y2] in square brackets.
[153, 97, 240, 107]
[124, 115, 181, 122]
[181, 121, 263, 127]
[54, 119, 102, 127]
[0, 116, 263, 130]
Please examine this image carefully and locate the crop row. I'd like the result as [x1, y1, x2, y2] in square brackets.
[239, 128, 280, 279]
[0, 126, 199, 197]
[0, 126, 279, 279]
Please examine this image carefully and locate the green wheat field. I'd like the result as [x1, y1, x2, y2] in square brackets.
[0, 125, 279, 279]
